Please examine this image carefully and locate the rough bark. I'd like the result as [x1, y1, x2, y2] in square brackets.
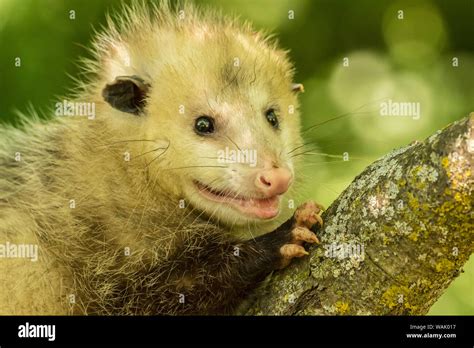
[243, 113, 474, 315]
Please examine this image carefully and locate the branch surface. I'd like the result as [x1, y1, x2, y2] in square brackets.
[244, 113, 474, 315]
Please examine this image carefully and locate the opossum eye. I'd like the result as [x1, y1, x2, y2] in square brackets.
[195, 116, 215, 135]
[265, 109, 279, 129]
[102, 75, 150, 115]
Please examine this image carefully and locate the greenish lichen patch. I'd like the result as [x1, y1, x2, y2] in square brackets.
[334, 300, 350, 314]
[381, 285, 418, 314]
[434, 258, 455, 273]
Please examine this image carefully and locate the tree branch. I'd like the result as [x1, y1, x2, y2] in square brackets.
[243, 113, 474, 315]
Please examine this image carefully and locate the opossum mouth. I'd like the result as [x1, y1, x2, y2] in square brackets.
[194, 181, 280, 219]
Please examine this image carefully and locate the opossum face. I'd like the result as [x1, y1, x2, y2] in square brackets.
[101, 29, 303, 227]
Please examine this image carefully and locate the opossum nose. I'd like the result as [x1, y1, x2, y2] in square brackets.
[255, 167, 292, 196]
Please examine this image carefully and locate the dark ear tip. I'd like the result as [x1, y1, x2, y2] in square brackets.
[291, 83, 304, 93]
[102, 76, 150, 115]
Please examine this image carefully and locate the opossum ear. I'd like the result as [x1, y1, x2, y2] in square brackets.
[291, 83, 304, 94]
[102, 75, 150, 115]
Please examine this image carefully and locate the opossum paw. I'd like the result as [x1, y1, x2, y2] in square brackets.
[275, 200, 323, 269]
[278, 226, 319, 269]
[257, 200, 323, 269]
[293, 200, 324, 229]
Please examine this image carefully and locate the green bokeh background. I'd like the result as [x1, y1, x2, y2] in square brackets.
[0, 0, 472, 314]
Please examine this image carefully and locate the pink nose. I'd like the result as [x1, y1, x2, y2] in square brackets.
[255, 167, 292, 196]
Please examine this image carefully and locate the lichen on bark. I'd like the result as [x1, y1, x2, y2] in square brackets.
[244, 113, 474, 315]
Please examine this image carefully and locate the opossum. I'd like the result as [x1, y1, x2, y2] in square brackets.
[0, 1, 322, 315]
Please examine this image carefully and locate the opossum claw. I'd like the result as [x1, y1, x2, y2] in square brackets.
[294, 200, 324, 229]
[291, 226, 320, 244]
[278, 244, 309, 268]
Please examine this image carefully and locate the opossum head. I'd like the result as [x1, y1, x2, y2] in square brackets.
[97, 3, 304, 227]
